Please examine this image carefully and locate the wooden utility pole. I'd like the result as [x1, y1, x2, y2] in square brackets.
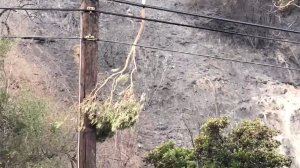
[78, 0, 99, 168]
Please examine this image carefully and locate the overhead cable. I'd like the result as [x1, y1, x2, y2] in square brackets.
[97, 10, 300, 45]
[0, 36, 81, 40]
[97, 39, 300, 71]
[0, 35, 298, 71]
[1, 7, 300, 44]
[108, 0, 300, 34]
[0, 7, 85, 12]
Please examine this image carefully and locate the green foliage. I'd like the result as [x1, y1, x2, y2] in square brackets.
[84, 90, 141, 142]
[145, 141, 197, 168]
[146, 118, 292, 168]
[194, 117, 230, 168]
[0, 40, 12, 89]
[0, 35, 75, 167]
[195, 118, 292, 168]
[0, 92, 76, 168]
[0, 39, 11, 58]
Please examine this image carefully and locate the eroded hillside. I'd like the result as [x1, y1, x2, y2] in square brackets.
[1, 0, 300, 167]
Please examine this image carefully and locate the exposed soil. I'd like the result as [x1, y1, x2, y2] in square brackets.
[2, 0, 300, 167]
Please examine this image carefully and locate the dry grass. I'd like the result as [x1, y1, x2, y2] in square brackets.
[274, 0, 300, 11]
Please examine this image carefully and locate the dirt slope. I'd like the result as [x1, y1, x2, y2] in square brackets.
[2, 0, 300, 167]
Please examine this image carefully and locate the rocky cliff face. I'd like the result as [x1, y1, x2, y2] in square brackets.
[2, 0, 300, 167]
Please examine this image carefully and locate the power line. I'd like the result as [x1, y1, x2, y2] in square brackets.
[1, 7, 300, 44]
[0, 7, 85, 12]
[109, 0, 300, 35]
[0, 35, 299, 71]
[0, 36, 81, 40]
[97, 10, 300, 45]
[96, 39, 300, 72]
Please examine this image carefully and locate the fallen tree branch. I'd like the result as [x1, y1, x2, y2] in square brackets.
[87, 8, 146, 102]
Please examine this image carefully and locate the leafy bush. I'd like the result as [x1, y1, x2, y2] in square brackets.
[195, 118, 292, 168]
[146, 118, 292, 168]
[0, 39, 75, 167]
[0, 40, 12, 89]
[0, 92, 76, 168]
[0, 39, 11, 58]
[145, 141, 196, 168]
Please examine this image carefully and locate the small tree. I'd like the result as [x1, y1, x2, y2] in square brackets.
[195, 118, 292, 168]
[146, 118, 292, 168]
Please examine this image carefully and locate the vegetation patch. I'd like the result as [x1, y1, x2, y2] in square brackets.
[145, 141, 196, 168]
[83, 89, 142, 142]
[0, 39, 11, 58]
[0, 39, 76, 168]
[0, 92, 76, 168]
[145, 117, 292, 168]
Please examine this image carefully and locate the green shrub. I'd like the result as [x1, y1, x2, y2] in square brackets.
[195, 118, 292, 168]
[0, 39, 12, 89]
[0, 38, 75, 168]
[145, 141, 196, 168]
[0, 39, 11, 58]
[0, 92, 76, 167]
[146, 118, 292, 168]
